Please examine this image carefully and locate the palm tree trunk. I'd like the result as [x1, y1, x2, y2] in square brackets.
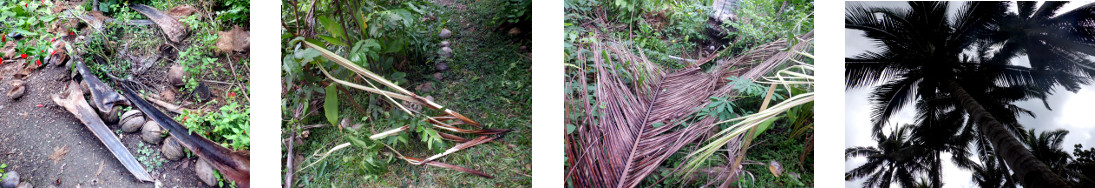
[932, 152, 942, 188]
[944, 80, 1069, 187]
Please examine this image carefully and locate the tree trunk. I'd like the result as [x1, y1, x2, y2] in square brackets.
[945, 80, 1069, 188]
[931, 152, 942, 188]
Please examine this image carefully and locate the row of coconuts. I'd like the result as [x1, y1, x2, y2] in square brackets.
[116, 110, 218, 186]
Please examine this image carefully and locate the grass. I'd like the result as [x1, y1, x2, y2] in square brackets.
[289, 0, 530, 186]
[734, 123, 813, 187]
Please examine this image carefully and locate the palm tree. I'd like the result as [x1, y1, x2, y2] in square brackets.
[972, 154, 1016, 188]
[846, 125, 930, 188]
[986, 2, 1095, 93]
[1023, 129, 1072, 179]
[845, 1, 1086, 186]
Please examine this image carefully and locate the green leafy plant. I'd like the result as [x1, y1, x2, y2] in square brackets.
[136, 142, 167, 171]
[491, 0, 531, 26]
[175, 102, 251, 150]
[216, 0, 249, 26]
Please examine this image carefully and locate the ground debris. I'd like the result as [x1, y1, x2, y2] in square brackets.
[216, 26, 250, 55]
[167, 5, 199, 20]
[49, 145, 69, 165]
[131, 4, 189, 43]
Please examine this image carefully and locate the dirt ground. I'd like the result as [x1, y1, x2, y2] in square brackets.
[0, 61, 211, 187]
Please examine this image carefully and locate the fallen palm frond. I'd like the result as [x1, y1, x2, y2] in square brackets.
[296, 40, 509, 178]
[51, 81, 153, 182]
[565, 31, 812, 187]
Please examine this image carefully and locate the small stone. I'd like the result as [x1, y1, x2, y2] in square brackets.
[435, 62, 449, 71]
[2, 172, 19, 188]
[508, 27, 522, 35]
[15, 182, 29, 188]
[439, 47, 453, 58]
[415, 82, 434, 93]
[440, 40, 450, 47]
[433, 73, 443, 80]
[195, 159, 216, 186]
[141, 121, 163, 144]
[439, 28, 452, 39]
[520, 46, 527, 51]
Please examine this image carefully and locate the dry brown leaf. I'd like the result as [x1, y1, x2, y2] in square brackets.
[49, 145, 70, 165]
[216, 27, 250, 54]
[166, 5, 199, 20]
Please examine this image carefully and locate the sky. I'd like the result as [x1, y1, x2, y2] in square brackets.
[845, 1, 1095, 188]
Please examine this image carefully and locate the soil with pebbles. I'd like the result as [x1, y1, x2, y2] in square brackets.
[0, 61, 212, 187]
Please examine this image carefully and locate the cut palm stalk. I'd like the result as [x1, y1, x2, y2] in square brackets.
[131, 4, 188, 43]
[120, 84, 251, 188]
[305, 41, 481, 126]
[406, 156, 493, 178]
[76, 61, 128, 112]
[52, 81, 153, 182]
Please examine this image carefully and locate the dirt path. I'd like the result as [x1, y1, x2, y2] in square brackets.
[0, 64, 208, 187]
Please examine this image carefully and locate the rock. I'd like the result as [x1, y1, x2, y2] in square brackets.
[15, 182, 28, 188]
[120, 110, 145, 133]
[194, 159, 216, 186]
[168, 64, 185, 88]
[439, 47, 453, 58]
[440, 40, 450, 47]
[141, 121, 163, 144]
[7, 80, 24, 100]
[435, 62, 449, 71]
[433, 73, 443, 80]
[439, 28, 452, 39]
[98, 106, 122, 125]
[161, 136, 185, 160]
[415, 82, 434, 93]
[2, 172, 19, 188]
[508, 27, 523, 36]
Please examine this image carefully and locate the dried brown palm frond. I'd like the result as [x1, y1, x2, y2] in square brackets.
[565, 31, 812, 187]
[298, 41, 509, 178]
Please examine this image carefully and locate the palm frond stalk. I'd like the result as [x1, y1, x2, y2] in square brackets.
[296, 41, 510, 178]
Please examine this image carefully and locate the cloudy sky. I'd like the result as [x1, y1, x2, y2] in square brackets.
[845, 1, 1095, 187]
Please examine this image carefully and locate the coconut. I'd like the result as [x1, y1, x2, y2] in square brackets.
[141, 121, 163, 144]
[168, 64, 185, 88]
[439, 28, 452, 39]
[161, 136, 185, 160]
[120, 110, 145, 133]
[98, 106, 122, 125]
[1, 171, 18, 188]
[7, 80, 24, 100]
[194, 159, 216, 186]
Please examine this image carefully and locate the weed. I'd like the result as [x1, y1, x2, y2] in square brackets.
[136, 142, 167, 171]
[175, 101, 250, 150]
